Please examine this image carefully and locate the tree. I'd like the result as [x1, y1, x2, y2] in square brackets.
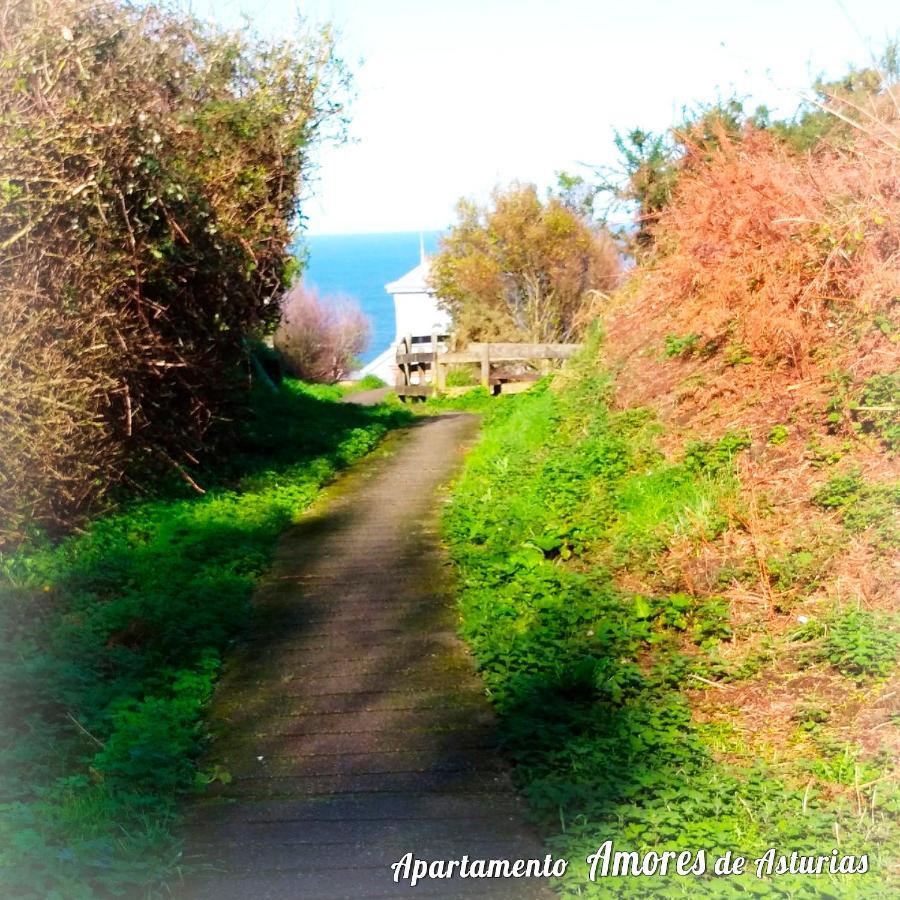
[430, 183, 621, 344]
[275, 284, 370, 383]
[594, 45, 900, 255]
[600, 104, 744, 249]
[553, 170, 602, 222]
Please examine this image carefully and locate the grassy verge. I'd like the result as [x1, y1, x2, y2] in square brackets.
[418, 386, 497, 413]
[0, 379, 410, 898]
[442, 356, 897, 897]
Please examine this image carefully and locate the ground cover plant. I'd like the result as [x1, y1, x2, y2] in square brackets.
[0, 381, 410, 898]
[444, 352, 898, 897]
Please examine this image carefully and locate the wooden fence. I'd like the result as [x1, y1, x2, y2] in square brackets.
[394, 333, 582, 399]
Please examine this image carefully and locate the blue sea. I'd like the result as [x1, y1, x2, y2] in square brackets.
[299, 231, 442, 365]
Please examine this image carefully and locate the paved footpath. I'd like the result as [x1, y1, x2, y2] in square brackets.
[180, 413, 554, 899]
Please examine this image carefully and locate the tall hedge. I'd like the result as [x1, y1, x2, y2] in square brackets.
[0, 0, 348, 541]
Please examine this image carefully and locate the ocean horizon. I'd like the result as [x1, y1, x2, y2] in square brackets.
[298, 231, 442, 365]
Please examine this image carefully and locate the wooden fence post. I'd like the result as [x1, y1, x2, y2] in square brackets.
[431, 332, 438, 392]
[405, 333, 413, 386]
[394, 336, 405, 392]
[479, 343, 491, 389]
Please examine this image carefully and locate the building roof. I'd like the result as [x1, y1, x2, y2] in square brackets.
[385, 259, 433, 295]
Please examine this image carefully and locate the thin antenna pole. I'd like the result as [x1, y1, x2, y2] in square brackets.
[419, 230, 426, 265]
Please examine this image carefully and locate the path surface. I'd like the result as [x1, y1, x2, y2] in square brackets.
[181, 414, 552, 899]
[339, 386, 391, 406]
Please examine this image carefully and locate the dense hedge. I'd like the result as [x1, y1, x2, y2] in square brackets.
[0, 0, 348, 541]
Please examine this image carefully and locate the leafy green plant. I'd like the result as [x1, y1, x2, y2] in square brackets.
[793, 609, 898, 681]
[821, 610, 898, 680]
[441, 359, 899, 897]
[792, 701, 831, 732]
[691, 597, 733, 646]
[824, 371, 854, 434]
[664, 332, 702, 358]
[806, 436, 849, 467]
[812, 469, 865, 509]
[873, 314, 895, 336]
[768, 424, 789, 445]
[723, 342, 753, 366]
[813, 471, 898, 548]
[683, 430, 751, 474]
[0, 379, 409, 896]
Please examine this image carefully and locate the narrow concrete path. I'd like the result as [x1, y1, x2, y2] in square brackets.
[181, 414, 552, 899]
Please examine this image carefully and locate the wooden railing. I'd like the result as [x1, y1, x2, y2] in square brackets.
[394, 334, 582, 399]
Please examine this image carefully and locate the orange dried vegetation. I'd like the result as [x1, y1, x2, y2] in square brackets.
[605, 114, 900, 435]
[600, 111, 899, 765]
[650, 125, 898, 370]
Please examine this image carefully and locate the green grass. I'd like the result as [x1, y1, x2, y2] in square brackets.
[444, 365, 477, 387]
[442, 365, 897, 897]
[418, 385, 497, 413]
[342, 373, 387, 393]
[0, 379, 410, 898]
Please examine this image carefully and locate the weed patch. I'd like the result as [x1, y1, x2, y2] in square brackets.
[854, 373, 899, 451]
[793, 609, 898, 682]
[812, 471, 898, 549]
[418, 386, 496, 413]
[664, 332, 702, 358]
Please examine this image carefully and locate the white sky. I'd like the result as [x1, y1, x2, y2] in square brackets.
[195, 0, 898, 234]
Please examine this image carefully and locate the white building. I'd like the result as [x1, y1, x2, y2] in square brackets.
[356, 251, 451, 384]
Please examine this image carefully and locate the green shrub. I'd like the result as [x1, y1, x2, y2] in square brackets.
[766, 546, 828, 592]
[794, 609, 898, 681]
[355, 374, 387, 391]
[724, 342, 753, 366]
[824, 370, 854, 433]
[824, 611, 898, 680]
[683, 430, 752, 474]
[813, 470, 866, 509]
[664, 332, 702, 358]
[813, 471, 898, 547]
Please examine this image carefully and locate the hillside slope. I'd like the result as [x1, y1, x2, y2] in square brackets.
[443, 117, 898, 896]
